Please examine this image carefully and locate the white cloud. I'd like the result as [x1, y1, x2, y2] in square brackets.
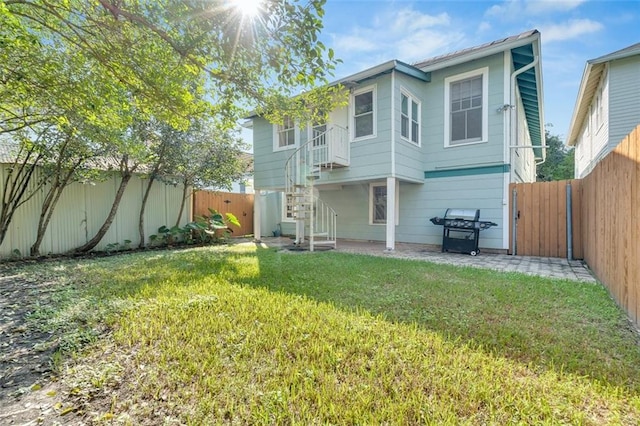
[485, 0, 585, 20]
[330, 7, 462, 64]
[485, 0, 523, 20]
[335, 35, 379, 53]
[397, 30, 464, 61]
[390, 10, 450, 33]
[525, 0, 586, 14]
[478, 21, 492, 33]
[540, 19, 604, 42]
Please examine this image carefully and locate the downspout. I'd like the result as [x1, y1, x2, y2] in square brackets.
[510, 53, 539, 178]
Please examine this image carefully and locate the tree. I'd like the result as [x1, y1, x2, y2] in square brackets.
[163, 118, 247, 228]
[537, 129, 575, 181]
[2, 0, 342, 253]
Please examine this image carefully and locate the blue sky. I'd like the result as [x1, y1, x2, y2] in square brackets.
[316, 0, 640, 141]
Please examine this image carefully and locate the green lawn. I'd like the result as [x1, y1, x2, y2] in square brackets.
[18, 243, 640, 424]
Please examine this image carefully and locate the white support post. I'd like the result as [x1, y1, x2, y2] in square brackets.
[385, 177, 396, 251]
[254, 191, 262, 242]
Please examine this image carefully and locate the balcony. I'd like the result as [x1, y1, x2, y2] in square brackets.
[309, 124, 349, 169]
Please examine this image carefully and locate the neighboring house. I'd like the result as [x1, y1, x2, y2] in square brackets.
[567, 42, 640, 178]
[249, 30, 545, 252]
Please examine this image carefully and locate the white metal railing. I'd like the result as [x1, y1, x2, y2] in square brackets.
[284, 125, 345, 251]
[310, 195, 337, 249]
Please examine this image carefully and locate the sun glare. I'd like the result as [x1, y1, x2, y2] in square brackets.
[233, 0, 262, 17]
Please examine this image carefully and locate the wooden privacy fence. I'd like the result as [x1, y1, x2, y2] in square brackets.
[509, 180, 583, 258]
[510, 125, 640, 328]
[581, 125, 640, 325]
[192, 190, 254, 237]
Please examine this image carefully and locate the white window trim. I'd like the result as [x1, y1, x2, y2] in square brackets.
[350, 84, 377, 142]
[368, 182, 399, 226]
[400, 87, 421, 146]
[272, 119, 299, 152]
[444, 67, 489, 148]
[281, 192, 295, 222]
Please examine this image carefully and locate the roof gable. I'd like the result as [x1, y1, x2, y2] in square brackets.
[567, 42, 640, 146]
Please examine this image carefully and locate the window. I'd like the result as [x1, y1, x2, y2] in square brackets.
[282, 193, 294, 222]
[352, 86, 376, 140]
[444, 68, 488, 146]
[401, 91, 420, 144]
[370, 184, 387, 224]
[273, 116, 297, 151]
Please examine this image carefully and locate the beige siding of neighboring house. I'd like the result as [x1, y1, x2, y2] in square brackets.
[575, 69, 610, 178]
[0, 165, 191, 257]
[608, 56, 640, 151]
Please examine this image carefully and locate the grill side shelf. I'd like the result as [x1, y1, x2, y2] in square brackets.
[430, 217, 445, 226]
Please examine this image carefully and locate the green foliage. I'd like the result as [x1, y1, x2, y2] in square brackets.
[537, 129, 575, 181]
[150, 209, 241, 247]
[104, 240, 133, 254]
[1, 0, 342, 250]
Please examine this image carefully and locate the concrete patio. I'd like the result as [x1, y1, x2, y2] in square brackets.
[256, 237, 597, 283]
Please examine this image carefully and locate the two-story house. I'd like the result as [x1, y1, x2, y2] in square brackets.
[567, 42, 640, 178]
[250, 30, 545, 252]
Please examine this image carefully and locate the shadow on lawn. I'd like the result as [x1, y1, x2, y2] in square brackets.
[10, 243, 640, 398]
[240, 246, 640, 394]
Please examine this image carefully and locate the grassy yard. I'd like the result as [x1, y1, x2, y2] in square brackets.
[13, 243, 640, 424]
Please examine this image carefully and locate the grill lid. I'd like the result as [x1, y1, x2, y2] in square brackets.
[444, 208, 480, 221]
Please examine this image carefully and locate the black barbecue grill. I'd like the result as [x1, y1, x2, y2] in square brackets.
[429, 208, 497, 256]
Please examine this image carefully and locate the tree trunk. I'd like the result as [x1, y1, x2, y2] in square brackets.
[138, 142, 166, 248]
[74, 171, 133, 253]
[0, 150, 43, 247]
[174, 180, 190, 228]
[138, 174, 157, 248]
[30, 162, 79, 256]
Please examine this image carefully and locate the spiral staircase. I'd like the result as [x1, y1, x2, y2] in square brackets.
[284, 125, 348, 251]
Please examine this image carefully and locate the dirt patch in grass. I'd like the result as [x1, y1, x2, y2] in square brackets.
[0, 272, 72, 424]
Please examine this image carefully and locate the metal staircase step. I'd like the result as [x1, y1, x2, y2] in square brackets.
[312, 240, 336, 246]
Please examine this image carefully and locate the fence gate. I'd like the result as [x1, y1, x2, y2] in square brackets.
[509, 179, 582, 259]
[192, 191, 254, 237]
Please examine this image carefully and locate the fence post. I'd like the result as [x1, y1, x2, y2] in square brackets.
[566, 182, 573, 261]
[511, 187, 517, 256]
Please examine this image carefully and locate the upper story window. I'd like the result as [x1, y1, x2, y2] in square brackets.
[401, 90, 420, 145]
[352, 85, 376, 140]
[444, 67, 488, 147]
[273, 116, 297, 151]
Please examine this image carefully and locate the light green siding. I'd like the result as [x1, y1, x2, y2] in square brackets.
[315, 184, 387, 241]
[252, 117, 291, 190]
[257, 191, 284, 237]
[609, 56, 640, 151]
[312, 173, 505, 249]
[251, 51, 521, 250]
[397, 175, 505, 249]
[423, 53, 505, 172]
[394, 73, 427, 181]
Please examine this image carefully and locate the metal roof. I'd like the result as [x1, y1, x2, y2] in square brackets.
[414, 29, 539, 70]
[567, 42, 640, 146]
